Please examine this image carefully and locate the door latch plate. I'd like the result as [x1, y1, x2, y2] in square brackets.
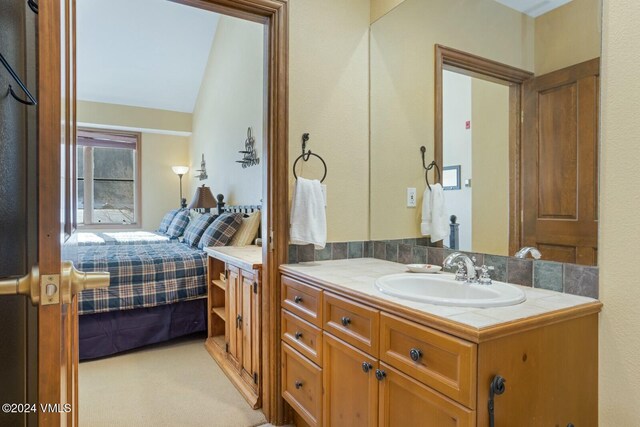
[41, 274, 60, 305]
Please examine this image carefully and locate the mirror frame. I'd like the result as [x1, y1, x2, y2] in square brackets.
[434, 45, 533, 255]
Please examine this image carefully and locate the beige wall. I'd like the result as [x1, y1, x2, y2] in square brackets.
[369, 0, 534, 240]
[599, 0, 640, 423]
[140, 133, 191, 230]
[370, 0, 405, 23]
[471, 78, 510, 256]
[190, 16, 264, 206]
[77, 102, 191, 231]
[535, 0, 602, 75]
[77, 100, 192, 135]
[290, 0, 371, 242]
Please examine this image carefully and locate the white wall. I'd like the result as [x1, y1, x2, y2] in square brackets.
[189, 15, 264, 206]
[442, 71, 472, 250]
[599, 0, 640, 423]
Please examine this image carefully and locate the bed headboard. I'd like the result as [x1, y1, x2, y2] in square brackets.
[216, 194, 262, 216]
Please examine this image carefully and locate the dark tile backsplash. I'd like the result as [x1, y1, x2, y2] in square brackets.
[288, 238, 599, 299]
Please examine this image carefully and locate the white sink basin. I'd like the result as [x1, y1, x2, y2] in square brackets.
[375, 273, 526, 308]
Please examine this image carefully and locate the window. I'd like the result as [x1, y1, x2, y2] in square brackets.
[76, 129, 140, 227]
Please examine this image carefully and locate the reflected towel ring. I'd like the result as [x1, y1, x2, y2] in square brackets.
[293, 133, 328, 183]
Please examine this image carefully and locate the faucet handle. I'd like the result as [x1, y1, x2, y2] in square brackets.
[476, 265, 495, 285]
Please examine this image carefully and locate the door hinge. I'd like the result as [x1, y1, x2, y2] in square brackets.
[253, 281, 258, 294]
[225, 342, 229, 353]
[269, 230, 274, 252]
[521, 110, 524, 124]
[254, 372, 258, 384]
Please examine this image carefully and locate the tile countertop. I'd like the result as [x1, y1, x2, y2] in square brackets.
[205, 245, 263, 271]
[280, 258, 601, 331]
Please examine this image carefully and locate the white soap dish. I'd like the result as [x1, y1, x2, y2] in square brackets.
[406, 264, 442, 274]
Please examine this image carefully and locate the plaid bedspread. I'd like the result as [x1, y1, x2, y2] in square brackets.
[77, 231, 175, 246]
[77, 242, 207, 315]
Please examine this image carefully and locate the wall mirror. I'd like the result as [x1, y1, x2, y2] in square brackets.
[370, 0, 602, 266]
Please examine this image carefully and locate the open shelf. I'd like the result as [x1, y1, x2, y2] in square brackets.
[212, 279, 226, 291]
[212, 307, 226, 321]
[211, 335, 225, 349]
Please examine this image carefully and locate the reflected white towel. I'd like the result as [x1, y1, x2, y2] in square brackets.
[290, 177, 327, 250]
[421, 183, 449, 243]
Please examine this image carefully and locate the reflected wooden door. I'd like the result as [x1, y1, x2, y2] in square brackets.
[522, 58, 599, 265]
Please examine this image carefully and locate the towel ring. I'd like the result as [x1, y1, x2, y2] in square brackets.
[420, 146, 440, 190]
[293, 152, 327, 183]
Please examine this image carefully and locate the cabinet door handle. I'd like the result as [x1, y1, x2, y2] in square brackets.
[236, 314, 242, 329]
[341, 316, 351, 327]
[294, 331, 303, 340]
[294, 295, 303, 304]
[375, 369, 386, 381]
[409, 348, 422, 362]
[294, 380, 303, 389]
[362, 362, 373, 373]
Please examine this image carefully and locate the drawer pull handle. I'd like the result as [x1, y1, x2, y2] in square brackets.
[295, 380, 303, 389]
[294, 331, 303, 340]
[362, 362, 373, 373]
[294, 295, 303, 304]
[341, 316, 351, 326]
[409, 348, 423, 362]
[375, 369, 386, 381]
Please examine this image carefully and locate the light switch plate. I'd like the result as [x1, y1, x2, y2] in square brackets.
[407, 187, 417, 207]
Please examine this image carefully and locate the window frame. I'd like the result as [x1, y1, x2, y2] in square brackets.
[76, 128, 142, 229]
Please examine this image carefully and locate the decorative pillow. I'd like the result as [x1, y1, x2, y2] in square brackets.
[183, 213, 217, 247]
[198, 213, 244, 249]
[230, 211, 261, 246]
[166, 209, 190, 238]
[158, 209, 180, 233]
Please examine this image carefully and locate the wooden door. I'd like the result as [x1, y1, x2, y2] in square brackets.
[522, 58, 600, 265]
[378, 363, 474, 427]
[227, 265, 242, 369]
[323, 333, 379, 427]
[39, 0, 77, 424]
[240, 270, 261, 391]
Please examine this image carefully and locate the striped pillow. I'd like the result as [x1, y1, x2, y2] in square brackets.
[183, 213, 217, 247]
[198, 213, 244, 249]
[166, 209, 190, 238]
[230, 211, 261, 246]
[158, 209, 180, 233]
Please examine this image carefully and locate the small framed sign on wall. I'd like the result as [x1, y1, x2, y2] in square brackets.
[442, 165, 461, 190]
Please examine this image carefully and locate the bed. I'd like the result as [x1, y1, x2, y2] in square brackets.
[77, 230, 175, 246]
[77, 201, 261, 360]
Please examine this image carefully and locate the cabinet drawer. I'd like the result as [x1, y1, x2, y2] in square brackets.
[282, 343, 323, 427]
[323, 292, 380, 356]
[281, 276, 323, 327]
[282, 309, 323, 366]
[380, 313, 477, 408]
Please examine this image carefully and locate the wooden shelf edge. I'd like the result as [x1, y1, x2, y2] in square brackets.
[212, 307, 226, 320]
[212, 279, 226, 291]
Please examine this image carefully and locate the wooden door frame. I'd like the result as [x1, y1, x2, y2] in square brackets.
[39, 0, 289, 425]
[434, 45, 533, 256]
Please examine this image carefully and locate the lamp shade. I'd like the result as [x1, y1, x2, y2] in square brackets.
[172, 166, 189, 175]
[188, 185, 217, 209]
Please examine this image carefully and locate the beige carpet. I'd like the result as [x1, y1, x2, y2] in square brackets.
[79, 336, 267, 427]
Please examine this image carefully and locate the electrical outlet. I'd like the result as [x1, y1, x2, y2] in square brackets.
[407, 187, 417, 207]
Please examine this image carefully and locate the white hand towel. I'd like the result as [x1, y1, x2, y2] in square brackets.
[290, 177, 327, 250]
[429, 183, 449, 243]
[421, 186, 432, 236]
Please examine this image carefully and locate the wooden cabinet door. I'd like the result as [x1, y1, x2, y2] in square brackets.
[378, 363, 475, 427]
[226, 265, 242, 369]
[323, 333, 379, 427]
[522, 58, 600, 265]
[240, 269, 261, 391]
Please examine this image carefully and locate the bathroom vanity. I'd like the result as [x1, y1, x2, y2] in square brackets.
[280, 258, 601, 427]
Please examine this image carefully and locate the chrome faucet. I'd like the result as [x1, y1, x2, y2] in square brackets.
[515, 247, 542, 260]
[443, 252, 477, 283]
